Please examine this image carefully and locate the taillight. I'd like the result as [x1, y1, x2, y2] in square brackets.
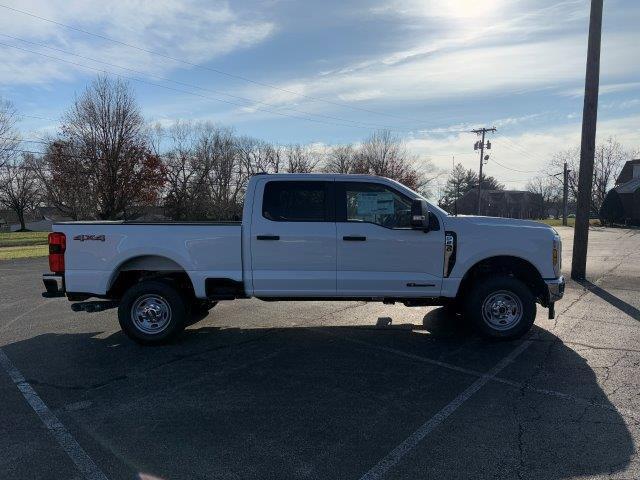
[48, 232, 66, 273]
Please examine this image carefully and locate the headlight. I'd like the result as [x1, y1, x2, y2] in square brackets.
[552, 236, 562, 277]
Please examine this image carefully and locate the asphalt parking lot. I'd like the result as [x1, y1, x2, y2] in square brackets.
[1, 226, 639, 480]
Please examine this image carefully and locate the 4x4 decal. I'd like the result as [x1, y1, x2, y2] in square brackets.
[73, 234, 105, 242]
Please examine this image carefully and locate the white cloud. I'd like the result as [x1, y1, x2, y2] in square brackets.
[560, 81, 640, 98]
[0, 0, 274, 86]
[406, 113, 640, 190]
[338, 89, 384, 102]
[248, 29, 639, 118]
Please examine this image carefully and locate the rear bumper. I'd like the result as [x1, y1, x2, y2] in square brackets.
[42, 273, 65, 297]
[545, 276, 565, 303]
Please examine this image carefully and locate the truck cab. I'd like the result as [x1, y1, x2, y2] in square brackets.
[43, 173, 564, 344]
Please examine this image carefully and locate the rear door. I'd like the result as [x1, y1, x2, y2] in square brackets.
[250, 179, 336, 296]
[335, 181, 444, 297]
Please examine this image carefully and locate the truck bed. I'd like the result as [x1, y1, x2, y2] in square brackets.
[54, 222, 243, 298]
[55, 221, 242, 225]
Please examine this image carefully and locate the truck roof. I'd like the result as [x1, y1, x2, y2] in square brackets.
[252, 173, 392, 181]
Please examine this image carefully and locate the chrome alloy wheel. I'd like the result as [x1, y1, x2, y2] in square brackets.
[481, 290, 523, 331]
[131, 294, 172, 334]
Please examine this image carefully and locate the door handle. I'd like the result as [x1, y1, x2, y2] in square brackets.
[343, 236, 367, 241]
[257, 235, 280, 240]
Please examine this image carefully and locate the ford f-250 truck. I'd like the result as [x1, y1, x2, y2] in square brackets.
[42, 173, 564, 345]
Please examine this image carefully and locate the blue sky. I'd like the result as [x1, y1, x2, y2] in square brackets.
[0, 0, 638, 189]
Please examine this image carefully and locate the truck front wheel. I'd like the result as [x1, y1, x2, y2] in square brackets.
[465, 276, 536, 340]
[118, 280, 188, 345]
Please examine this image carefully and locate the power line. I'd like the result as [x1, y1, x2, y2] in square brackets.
[494, 135, 548, 165]
[2, 41, 473, 137]
[21, 114, 58, 122]
[0, 33, 427, 133]
[0, 41, 385, 132]
[489, 157, 540, 174]
[0, 3, 434, 125]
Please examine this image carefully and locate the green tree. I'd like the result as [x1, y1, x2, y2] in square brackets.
[439, 164, 503, 212]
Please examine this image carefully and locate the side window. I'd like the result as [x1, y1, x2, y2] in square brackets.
[341, 183, 412, 229]
[262, 181, 329, 222]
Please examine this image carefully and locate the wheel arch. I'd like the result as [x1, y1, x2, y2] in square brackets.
[456, 255, 547, 303]
[107, 255, 195, 299]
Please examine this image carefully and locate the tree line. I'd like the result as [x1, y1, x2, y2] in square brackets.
[437, 138, 637, 219]
[0, 76, 435, 228]
[1, 75, 636, 229]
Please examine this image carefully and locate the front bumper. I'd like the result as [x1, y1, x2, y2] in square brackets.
[42, 273, 65, 297]
[545, 276, 565, 303]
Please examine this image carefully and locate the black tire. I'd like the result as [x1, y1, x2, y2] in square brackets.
[118, 280, 188, 345]
[464, 276, 536, 340]
[443, 300, 463, 318]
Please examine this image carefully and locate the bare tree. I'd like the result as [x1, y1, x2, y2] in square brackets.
[39, 76, 166, 220]
[593, 138, 628, 208]
[0, 98, 20, 168]
[0, 154, 41, 231]
[282, 144, 320, 173]
[550, 137, 629, 214]
[237, 136, 281, 175]
[30, 141, 95, 220]
[324, 145, 356, 174]
[526, 176, 562, 219]
[358, 130, 437, 194]
[162, 121, 209, 220]
[196, 124, 245, 220]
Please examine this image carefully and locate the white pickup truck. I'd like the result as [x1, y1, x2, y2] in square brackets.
[42, 173, 564, 344]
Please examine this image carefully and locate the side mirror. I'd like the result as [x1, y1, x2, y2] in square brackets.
[410, 199, 430, 231]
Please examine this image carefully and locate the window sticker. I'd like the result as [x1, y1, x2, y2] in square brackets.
[356, 192, 395, 215]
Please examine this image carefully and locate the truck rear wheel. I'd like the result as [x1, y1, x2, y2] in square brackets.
[465, 276, 536, 340]
[118, 280, 188, 345]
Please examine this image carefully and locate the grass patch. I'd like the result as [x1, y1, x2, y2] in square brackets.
[0, 244, 48, 260]
[0, 231, 49, 248]
[537, 218, 601, 227]
[0, 232, 49, 261]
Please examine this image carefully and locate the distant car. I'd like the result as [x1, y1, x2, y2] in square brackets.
[568, 214, 576, 218]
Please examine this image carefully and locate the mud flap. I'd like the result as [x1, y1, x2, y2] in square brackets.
[548, 302, 555, 319]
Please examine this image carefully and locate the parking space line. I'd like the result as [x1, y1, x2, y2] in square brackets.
[0, 299, 54, 334]
[358, 340, 532, 480]
[0, 348, 109, 480]
[335, 330, 640, 418]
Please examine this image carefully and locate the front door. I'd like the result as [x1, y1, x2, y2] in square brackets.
[250, 179, 336, 296]
[335, 181, 444, 297]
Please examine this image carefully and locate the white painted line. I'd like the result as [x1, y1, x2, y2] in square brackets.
[359, 340, 532, 480]
[0, 348, 109, 480]
[0, 299, 54, 334]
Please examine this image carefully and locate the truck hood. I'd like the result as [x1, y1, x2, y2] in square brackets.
[440, 214, 559, 279]
[444, 215, 556, 231]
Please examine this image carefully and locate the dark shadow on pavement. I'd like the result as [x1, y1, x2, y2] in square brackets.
[0, 310, 634, 480]
[579, 279, 640, 321]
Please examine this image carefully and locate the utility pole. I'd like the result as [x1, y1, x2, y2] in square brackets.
[551, 162, 571, 225]
[562, 162, 570, 226]
[571, 0, 603, 281]
[472, 127, 496, 215]
[452, 155, 459, 216]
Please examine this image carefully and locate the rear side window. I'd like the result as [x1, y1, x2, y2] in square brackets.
[262, 181, 331, 222]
